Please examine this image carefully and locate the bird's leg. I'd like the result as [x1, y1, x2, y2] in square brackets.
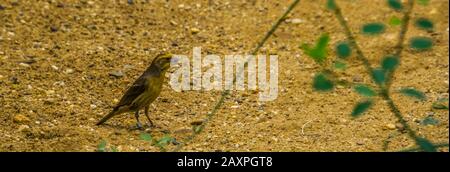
[135, 110, 143, 129]
[144, 105, 154, 127]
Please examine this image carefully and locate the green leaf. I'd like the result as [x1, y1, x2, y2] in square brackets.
[336, 41, 351, 59]
[371, 68, 386, 85]
[399, 88, 426, 101]
[416, 138, 437, 152]
[333, 61, 347, 70]
[415, 18, 434, 30]
[300, 34, 330, 63]
[317, 33, 329, 50]
[410, 37, 433, 51]
[192, 125, 203, 133]
[382, 56, 399, 71]
[389, 16, 402, 26]
[110, 146, 119, 152]
[97, 140, 107, 152]
[362, 23, 386, 35]
[421, 116, 439, 126]
[417, 0, 429, 6]
[313, 73, 334, 91]
[139, 133, 153, 141]
[354, 84, 377, 97]
[157, 135, 173, 147]
[352, 100, 374, 117]
[432, 103, 449, 110]
[432, 98, 449, 110]
[326, 0, 337, 10]
[387, 0, 403, 10]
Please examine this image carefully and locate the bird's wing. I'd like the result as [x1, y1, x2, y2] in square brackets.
[116, 74, 148, 107]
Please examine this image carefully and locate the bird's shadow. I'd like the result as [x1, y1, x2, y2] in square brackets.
[96, 123, 146, 131]
[96, 123, 167, 133]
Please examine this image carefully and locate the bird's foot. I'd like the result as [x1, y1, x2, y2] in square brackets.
[131, 122, 143, 130]
[145, 122, 155, 128]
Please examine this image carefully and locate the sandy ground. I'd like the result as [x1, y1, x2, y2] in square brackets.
[0, 0, 448, 152]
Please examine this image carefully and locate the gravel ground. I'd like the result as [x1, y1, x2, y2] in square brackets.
[0, 0, 448, 152]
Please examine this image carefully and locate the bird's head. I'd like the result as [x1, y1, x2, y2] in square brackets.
[151, 53, 174, 72]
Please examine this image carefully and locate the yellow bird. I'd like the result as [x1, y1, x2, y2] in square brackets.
[96, 53, 174, 128]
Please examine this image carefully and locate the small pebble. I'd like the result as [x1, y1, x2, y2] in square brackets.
[64, 68, 74, 74]
[191, 28, 200, 34]
[53, 81, 65, 86]
[356, 140, 364, 145]
[123, 65, 134, 70]
[109, 71, 124, 77]
[46, 90, 55, 95]
[352, 75, 363, 82]
[429, 8, 437, 15]
[19, 63, 30, 68]
[395, 123, 405, 131]
[44, 98, 55, 104]
[13, 114, 30, 124]
[384, 33, 396, 40]
[385, 123, 396, 130]
[174, 128, 192, 134]
[290, 18, 303, 24]
[17, 125, 30, 132]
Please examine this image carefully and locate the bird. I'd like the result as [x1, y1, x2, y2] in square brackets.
[96, 53, 174, 128]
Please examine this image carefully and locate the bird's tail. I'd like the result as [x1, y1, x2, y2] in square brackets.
[96, 109, 119, 125]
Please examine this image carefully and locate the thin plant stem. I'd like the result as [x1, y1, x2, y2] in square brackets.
[172, 0, 302, 152]
[380, 89, 420, 143]
[330, 0, 427, 151]
[397, 143, 449, 152]
[332, 2, 374, 73]
[386, 0, 415, 89]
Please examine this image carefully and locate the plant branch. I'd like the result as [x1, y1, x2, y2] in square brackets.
[331, 1, 374, 74]
[172, 0, 302, 152]
[397, 142, 449, 152]
[380, 89, 420, 143]
[330, 0, 425, 151]
[386, 0, 415, 89]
